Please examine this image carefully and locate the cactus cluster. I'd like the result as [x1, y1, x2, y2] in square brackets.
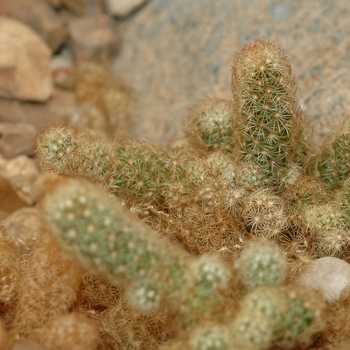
[3, 38, 350, 349]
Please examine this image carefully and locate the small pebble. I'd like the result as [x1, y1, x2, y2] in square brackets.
[294, 257, 350, 303]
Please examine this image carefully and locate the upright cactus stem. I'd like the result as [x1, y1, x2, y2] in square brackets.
[232, 39, 311, 187]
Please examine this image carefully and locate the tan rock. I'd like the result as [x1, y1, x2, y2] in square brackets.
[61, 0, 104, 16]
[0, 17, 52, 102]
[0, 177, 28, 215]
[0, 155, 41, 205]
[68, 14, 120, 61]
[0, 89, 75, 132]
[105, 0, 148, 18]
[32, 172, 62, 202]
[0, 0, 68, 53]
[294, 257, 350, 303]
[0, 122, 38, 159]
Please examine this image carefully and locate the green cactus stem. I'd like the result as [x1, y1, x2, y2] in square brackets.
[231, 38, 311, 187]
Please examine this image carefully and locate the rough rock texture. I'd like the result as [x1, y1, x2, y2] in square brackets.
[294, 257, 350, 303]
[113, 0, 350, 145]
[0, 178, 28, 218]
[0, 123, 38, 159]
[0, 89, 75, 131]
[61, 0, 104, 16]
[0, 0, 68, 52]
[105, 0, 148, 18]
[0, 17, 52, 102]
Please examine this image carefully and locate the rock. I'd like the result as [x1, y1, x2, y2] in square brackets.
[68, 14, 120, 62]
[32, 172, 62, 202]
[0, 122, 38, 159]
[0, 155, 41, 205]
[1, 207, 41, 254]
[0, 17, 52, 102]
[0, 0, 68, 53]
[105, 0, 148, 18]
[113, 0, 350, 144]
[61, 0, 104, 16]
[294, 257, 350, 303]
[0, 89, 75, 132]
[0, 177, 28, 216]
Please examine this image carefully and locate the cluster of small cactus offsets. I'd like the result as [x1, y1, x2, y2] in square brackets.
[4, 38, 350, 349]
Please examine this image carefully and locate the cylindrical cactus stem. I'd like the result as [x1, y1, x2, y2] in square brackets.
[179, 254, 231, 325]
[315, 114, 350, 189]
[231, 285, 326, 350]
[189, 324, 231, 350]
[231, 38, 311, 187]
[40, 178, 232, 320]
[274, 285, 326, 349]
[231, 286, 286, 350]
[40, 178, 190, 311]
[182, 97, 235, 153]
[35, 126, 204, 210]
[234, 239, 287, 291]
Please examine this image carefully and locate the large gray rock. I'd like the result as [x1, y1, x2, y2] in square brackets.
[114, 0, 350, 145]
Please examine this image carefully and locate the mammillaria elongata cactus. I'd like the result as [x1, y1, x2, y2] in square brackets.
[8, 37, 350, 349]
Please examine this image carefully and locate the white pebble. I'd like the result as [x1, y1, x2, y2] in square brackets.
[294, 257, 350, 303]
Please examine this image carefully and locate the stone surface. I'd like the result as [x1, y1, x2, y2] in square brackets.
[0, 177, 28, 216]
[0, 155, 41, 205]
[32, 172, 62, 202]
[0, 89, 75, 132]
[113, 0, 350, 145]
[105, 0, 148, 18]
[69, 14, 120, 61]
[0, 122, 38, 159]
[0, 0, 68, 53]
[0, 17, 52, 102]
[61, 0, 104, 16]
[294, 257, 350, 303]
